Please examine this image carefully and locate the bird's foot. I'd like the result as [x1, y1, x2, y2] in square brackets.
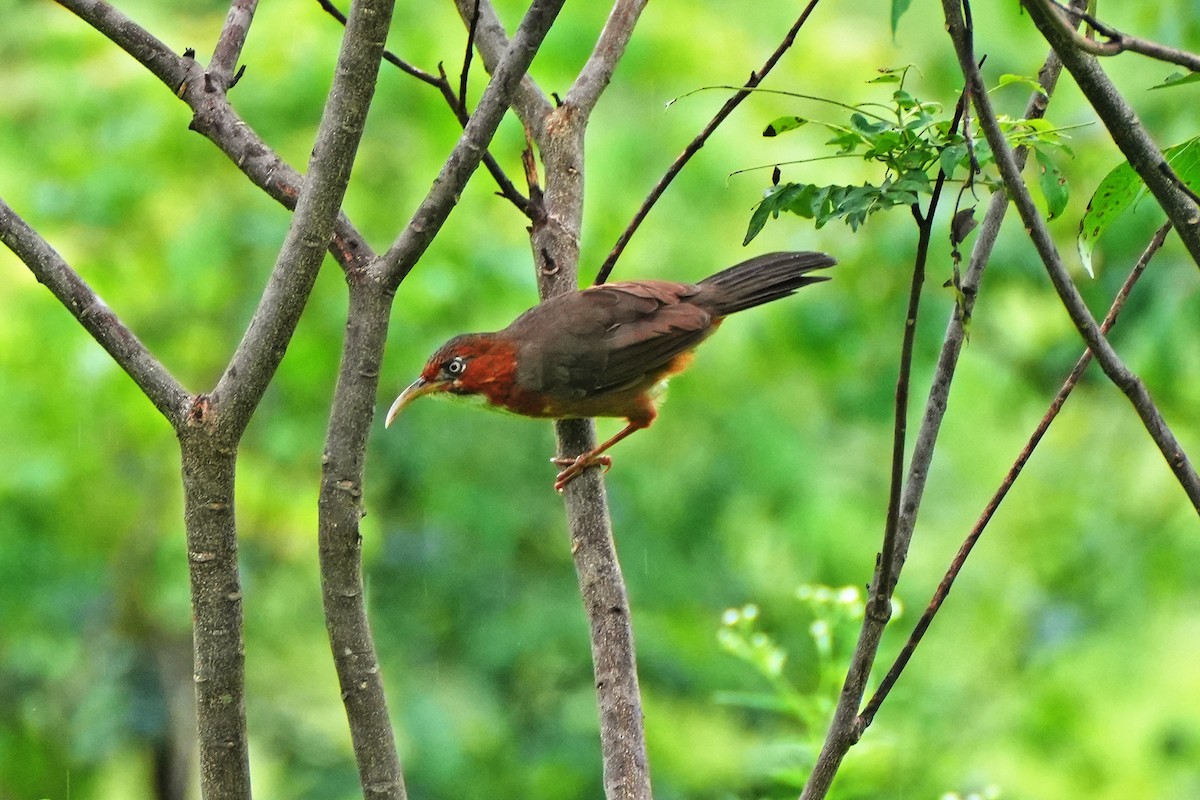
[551, 453, 613, 492]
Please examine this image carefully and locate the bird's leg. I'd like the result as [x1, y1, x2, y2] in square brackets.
[552, 419, 647, 492]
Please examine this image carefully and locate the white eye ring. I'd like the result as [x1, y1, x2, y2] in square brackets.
[445, 357, 467, 376]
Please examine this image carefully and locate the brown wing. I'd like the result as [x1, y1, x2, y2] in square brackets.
[507, 280, 715, 400]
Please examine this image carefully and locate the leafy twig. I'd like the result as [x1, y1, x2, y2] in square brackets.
[799, 90, 963, 800]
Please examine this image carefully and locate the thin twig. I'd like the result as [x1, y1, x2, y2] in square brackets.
[876, 93, 968, 606]
[860, 222, 1171, 725]
[799, 92, 963, 800]
[451, 0, 555, 133]
[593, 0, 823, 285]
[948, 2, 1200, 508]
[460, 0, 481, 110]
[1046, 0, 1200, 70]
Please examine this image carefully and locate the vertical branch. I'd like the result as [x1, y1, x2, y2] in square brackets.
[317, 2, 565, 797]
[454, 1, 654, 795]
[177, 433, 248, 799]
[319, 283, 406, 800]
[209, 0, 257, 86]
[800, 27, 1073, 800]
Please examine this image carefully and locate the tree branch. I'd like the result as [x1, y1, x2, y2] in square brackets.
[593, 0, 824, 285]
[55, 0, 376, 276]
[319, 282, 408, 800]
[0, 197, 190, 427]
[447, 1, 653, 794]
[861, 221, 1171, 726]
[214, 0, 396, 436]
[1045, 0, 1200, 70]
[1022, 0, 1200, 270]
[945, 1, 1200, 509]
[565, 0, 650, 116]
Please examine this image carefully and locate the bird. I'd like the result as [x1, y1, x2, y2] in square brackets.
[386, 251, 835, 492]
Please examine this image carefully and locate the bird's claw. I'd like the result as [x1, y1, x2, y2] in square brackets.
[551, 453, 613, 492]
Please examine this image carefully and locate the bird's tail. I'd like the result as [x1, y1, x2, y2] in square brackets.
[698, 251, 835, 315]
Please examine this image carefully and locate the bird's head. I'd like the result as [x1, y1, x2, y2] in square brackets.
[384, 333, 518, 427]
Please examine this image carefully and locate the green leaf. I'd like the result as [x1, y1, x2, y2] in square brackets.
[1034, 148, 1069, 222]
[997, 73, 1049, 97]
[744, 197, 774, 246]
[891, 0, 913, 36]
[1076, 136, 1200, 276]
[1165, 136, 1200, 192]
[939, 142, 968, 179]
[763, 116, 808, 137]
[1077, 160, 1140, 277]
[1150, 71, 1200, 90]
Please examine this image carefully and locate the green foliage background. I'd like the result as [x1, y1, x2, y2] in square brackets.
[1, 2, 1199, 798]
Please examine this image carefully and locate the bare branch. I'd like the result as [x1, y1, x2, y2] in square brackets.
[946, 2, 1200, 509]
[1045, 0, 1200, 70]
[593, 0, 823, 285]
[319, 282, 408, 800]
[566, 0, 650, 116]
[209, 0, 258, 86]
[379, 0, 567, 287]
[0, 197, 190, 427]
[458, 1, 656, 792]
[861, 221, 1172, 727]
[1023, 0, 1200, 270]
[57, 0, 375, 275]
[214, 0, 397, 436]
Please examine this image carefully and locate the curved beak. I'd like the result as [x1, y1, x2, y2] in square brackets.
[384, 377, 445, 427]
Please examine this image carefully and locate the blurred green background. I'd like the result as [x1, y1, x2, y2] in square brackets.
[2, 2, 1199, 798]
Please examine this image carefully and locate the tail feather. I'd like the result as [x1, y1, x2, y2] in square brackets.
[698, 251, 835, 315]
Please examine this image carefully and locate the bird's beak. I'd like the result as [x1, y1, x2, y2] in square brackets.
[384, 377, 446, 428]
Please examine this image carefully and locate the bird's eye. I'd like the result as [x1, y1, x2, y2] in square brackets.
[444, 356, 467, 376]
